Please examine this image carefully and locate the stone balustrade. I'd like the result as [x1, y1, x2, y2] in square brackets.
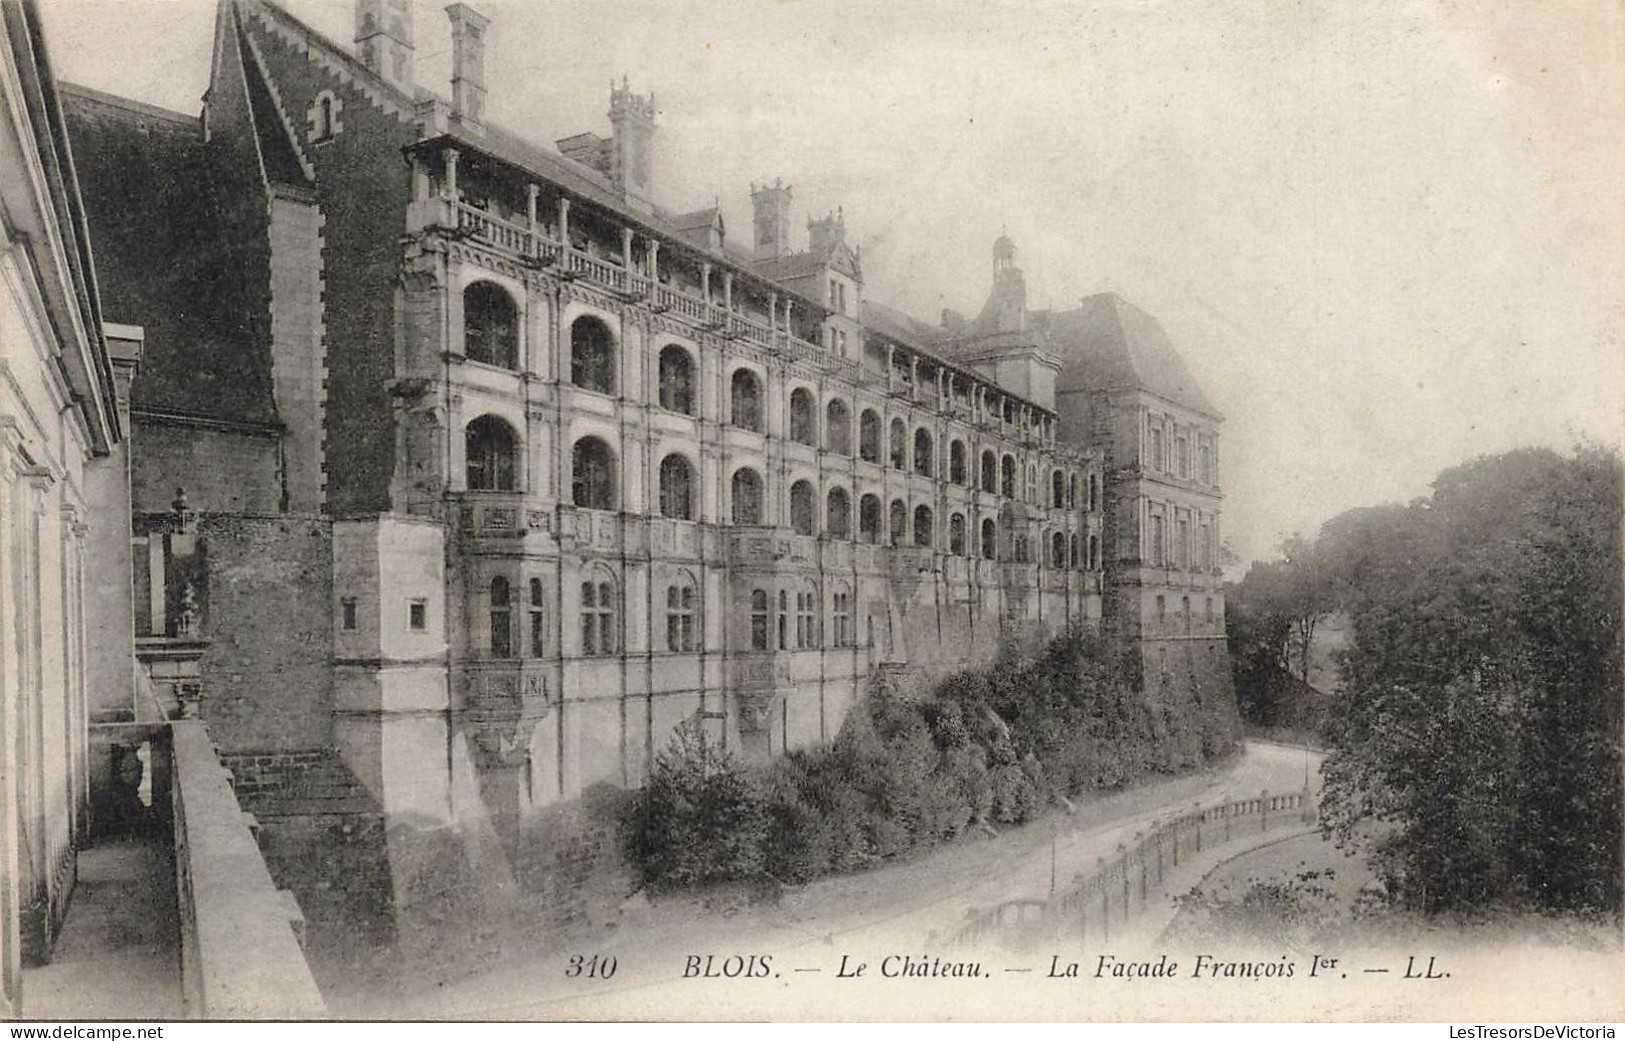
[169, 719, 327, 1019]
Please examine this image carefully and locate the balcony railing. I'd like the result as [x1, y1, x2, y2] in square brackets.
[447, 201, 867, 386]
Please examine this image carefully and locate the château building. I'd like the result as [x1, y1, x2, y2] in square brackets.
[59, 0, 1231, 864]
[1, 0, 143, 1008]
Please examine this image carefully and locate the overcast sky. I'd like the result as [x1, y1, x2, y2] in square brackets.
[39, 0, 1625, 569]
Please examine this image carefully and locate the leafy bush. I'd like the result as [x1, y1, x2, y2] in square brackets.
[622, 628, 1239, 893]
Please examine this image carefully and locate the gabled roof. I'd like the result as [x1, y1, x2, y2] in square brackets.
[1049, 293, 1220, 419]
[235, 0, 833, 316]
[61, 83, 280, 426]
[237, 17, 310, 188]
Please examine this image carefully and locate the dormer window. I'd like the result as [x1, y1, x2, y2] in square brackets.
[307, 90, 343, 143]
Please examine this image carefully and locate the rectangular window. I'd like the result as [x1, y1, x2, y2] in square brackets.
[751, 590, 769, 650]
[408, 599, 427, 631]
[833, 592, 851, 647]
[796, 591, 816, 649]
[341, 597, 357, 631]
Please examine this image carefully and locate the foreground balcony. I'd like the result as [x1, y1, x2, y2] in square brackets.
[32, 719, 326, 1019]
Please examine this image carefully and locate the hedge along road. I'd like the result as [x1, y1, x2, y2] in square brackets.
[383, 740, 1323, 1020]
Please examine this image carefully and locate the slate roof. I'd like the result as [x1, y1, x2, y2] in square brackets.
[1048, 293, 1220, 418]
[60, 84, 280, 426]
[861, 299, 947, 351]
[750, 250, 827, 283]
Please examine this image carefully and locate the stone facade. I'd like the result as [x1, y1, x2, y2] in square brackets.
[0, 3, 138, 1012]
[63, 0, 1232, 843]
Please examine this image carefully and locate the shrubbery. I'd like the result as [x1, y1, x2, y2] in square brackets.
[622, 629, 1239, 893]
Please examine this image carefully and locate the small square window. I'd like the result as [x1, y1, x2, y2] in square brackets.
[408, 599, 428, 631]
[341, 597, 357, 631]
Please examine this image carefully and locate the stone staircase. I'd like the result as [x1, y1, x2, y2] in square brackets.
[217, 749, 395, 982]
[219, 748, 380, 819]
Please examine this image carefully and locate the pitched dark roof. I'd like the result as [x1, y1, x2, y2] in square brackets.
[749, 250, 827, 283]
[861, 299, 947, 350]
[1049, 293, 1220, 418]
[60, 84, 279, 426]
[238, 21, 310, 188]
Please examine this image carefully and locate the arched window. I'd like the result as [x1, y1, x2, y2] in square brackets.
[888, 418, 906, 469]
[1052, 470, 1065, 508]
[859, 410, 881, 463]
[528, 578, 545, 658]
[657, 345, 693, 414]
[490, 576, 512, 658]
[950, 441, 966, 485]
[730, 368, 762, 432]
[1002, 399, 1014, 424]
[1051, 531, 1065, 569]
[465, 415, 517, 491]
[826, 486, 851, 540]
[1089, 533, 1100, 570]
[1067, 474, 1078, 508]
[1182, 595, 1192, 634]
[750, 589, 769, 650]
[981, 450, 997, 493]
[778, 590, 788, 650]
[570, 316, 616, 393]
[796, 582, 817, 649]
[313, 94, 335, 141]
[580, 576, 616, 656]
[464, 282, 518, 370]
[666, 581, 697, 652]
[1069, 534, 1080, 569]
[1090, 474, 1100, 512]
[913, 428, 933, 477]
[1001, 455, 1016, 498]
[789, 480, 816, 535]
[789, 388, 816, 445]
[826, 399, 851, 454]
[889, 499, 907, 545]
[913, 505, 933, 547]
[731, 468, 763, 525]
[571, 437, 616, 510]
[981, 518, 997, 560]
[658, 454, 693, 520]
[859, 494, 881, 543]
[1028, 464, 1038, 503]
[949, 513, 966, 556]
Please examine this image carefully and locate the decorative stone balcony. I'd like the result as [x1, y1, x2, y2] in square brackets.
[555, 505, 621, 553]
[449, 491, 552, 540]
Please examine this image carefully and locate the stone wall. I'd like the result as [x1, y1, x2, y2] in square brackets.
[193, 515, 334, 753]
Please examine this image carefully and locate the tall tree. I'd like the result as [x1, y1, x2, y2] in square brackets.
[1318, 445, 1622, 914]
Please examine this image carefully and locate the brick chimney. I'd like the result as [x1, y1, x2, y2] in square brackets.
[446, 3, 489, 134]
[750, 179, 793, 259]
[355, 0, 414, 94]
[609, 77, 656, 213]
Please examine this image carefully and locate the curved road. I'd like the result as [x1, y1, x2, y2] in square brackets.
[360, 740, 1322, 1020]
